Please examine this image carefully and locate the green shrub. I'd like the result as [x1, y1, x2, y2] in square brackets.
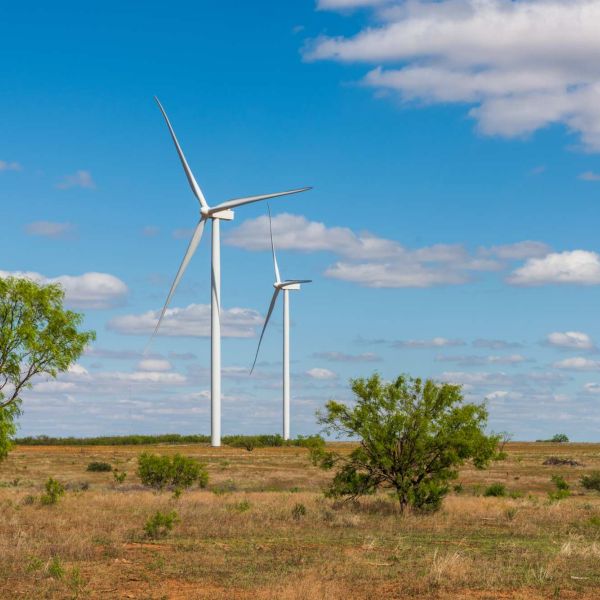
[113, 470, 127, 484]
[40, 478, 65, 505]
[229, 500, 251, 513]
[580, 471, 600, 492]
[144, 510, 179, 539]
[292, 503, 307, 520]
[47, 556, 64, 579]
[484, 483, 506, 497]
[86, 461, 112, 472]
[137, 452, 208, 492]
[551, 434, 569, 443]
[551, 474, 569, 491]
[548, 489, 570, 501]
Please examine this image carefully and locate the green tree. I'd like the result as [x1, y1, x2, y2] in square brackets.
[0, 277, 95, 459]
[312, 373, 501, 513]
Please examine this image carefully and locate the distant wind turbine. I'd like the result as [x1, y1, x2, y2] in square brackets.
[152, 98, 311, 447]
[251, 206, 311, 440]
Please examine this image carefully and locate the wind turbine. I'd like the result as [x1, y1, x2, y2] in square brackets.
[152, 98, 311, 447]
[250, 206, 311, 440]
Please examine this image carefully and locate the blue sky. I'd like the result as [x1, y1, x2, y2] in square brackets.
[3, 0, 600, 440]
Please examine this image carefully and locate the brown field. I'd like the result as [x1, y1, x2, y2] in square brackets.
[1, 441, 600, 599]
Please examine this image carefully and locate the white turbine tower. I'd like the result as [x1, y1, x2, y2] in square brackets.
[251, 206, 311, 440]
[152, 98, 311, 447]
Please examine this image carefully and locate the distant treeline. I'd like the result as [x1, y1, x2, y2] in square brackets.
[15, 433, 323, 450]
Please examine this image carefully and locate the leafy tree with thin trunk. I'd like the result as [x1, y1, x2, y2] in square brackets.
[312, 373, 501, 513]
[0, 277, 95, 460]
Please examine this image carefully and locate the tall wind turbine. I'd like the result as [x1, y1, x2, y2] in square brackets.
[251, 206, 311, 440]
[152, 98, 311, 447]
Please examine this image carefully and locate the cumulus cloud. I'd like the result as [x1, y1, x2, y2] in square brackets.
[56, 170, 95, 190]
[583, 382, 600, 394]
[545, 331, 595, 351]
[228, 213, 548, 288]
[508, 251, 600, 286]
[307, 0, 600, 151]
[306, 367, 338, 380]
[0, 160, 22, 172]
[0, 270, 128, 309]
[554, 357, 600, 371]
[394, 337, 465, 349]
[108, 303, 262, 338]
[312, 351, 381, 362]
[25, 221, 76, 239]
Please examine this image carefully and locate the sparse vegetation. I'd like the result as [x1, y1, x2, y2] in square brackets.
[1, 440, 600, 599]
[548, 474, 571, 501]
[137, 452, 208, 492]
[86, 461, 112, 472]
[312, 373, 501, 512]
[113, 469, 127, 484]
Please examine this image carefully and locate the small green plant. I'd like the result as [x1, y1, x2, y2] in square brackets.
[229, 500, 251, 513]
[26, 556, 43, 573]
[144, 510, 179, 539]
[68, 566, 86, 598]
[47, 556, 64, 579]
[292, 502, 307, 520]
[138, 452, 208, 492]
[588, 515, 600, 528]
[40, 477, 65, 505]
[86, 461, 112, 472]
[580, 471, 600, 492]
[21, 494, 36, 506]
[505, 507, 518, 521]
[484, 483, 506, 497]
[453, 483, 463, 494]
[548, 474, 570, 501]
[508, 490, 524, 500]
[113, 469, 127, 484]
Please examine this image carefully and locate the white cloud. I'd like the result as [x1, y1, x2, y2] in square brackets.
[307, 0, 600, 151]
[436, 354, 530, 366]
[484, 241, 551, 260]
[25, 221, 75, 239]
[0, 160, 22, 172]
[137, 359, 172, 372]
[508, 251, 600, 286]
[312, 351, 381, 362]
[583, 382, 600, 394]
[554, 357, 600, 371]
[318, 0, 387, 9]
[546, 331, 595, 351]
[394, 337, 465, 349]
[227, 213, 525, 288]
[306, 367, 338, 380]
[108, 303, 262, 338]
[0, 270, 128, 309]
[56, 170, 95, 190]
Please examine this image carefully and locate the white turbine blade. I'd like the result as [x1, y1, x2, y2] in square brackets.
[250, 288, 280, 374]
[155, 97, 208, 209]
[283, 279, 312, 285]
[267, 203, 281, 283]
[211, 186, 311, 213]
[149, 219, 206, 344]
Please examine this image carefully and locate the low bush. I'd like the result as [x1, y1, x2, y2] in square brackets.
[113, 470, 127, 484]
[137, 452, 208, 492]
[548, 474, 570, 501]
[40, 478, 65, 505]
[292, 503, 307, 520]
[86, 461, 112, 472]
[483, 483, 506, 497]
[580, 471, 600, 492]
[144, 510, 179, 539]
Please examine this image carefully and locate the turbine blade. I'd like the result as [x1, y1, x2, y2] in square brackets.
[155, 97, 208, 209]
[211, 186, 311, 213]
[267, 203, 281, 283]
[148, 219, 206, 345]
[283, 279, 312, 285]
[250, 288, 280, 374]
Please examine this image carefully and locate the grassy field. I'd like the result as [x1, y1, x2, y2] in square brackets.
[1, 442, 600, 599]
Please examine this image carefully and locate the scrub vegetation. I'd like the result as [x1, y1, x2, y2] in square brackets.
[1, 441, 600, 599]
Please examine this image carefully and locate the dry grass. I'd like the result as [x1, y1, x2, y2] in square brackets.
[1, 442, 600, 598]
